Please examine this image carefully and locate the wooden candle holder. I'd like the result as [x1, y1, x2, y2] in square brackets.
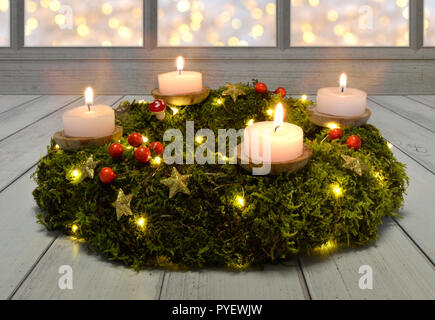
[236, 144, 312, 176]
[151, 87, 210, 106]
[54, 126, 123, 151]
[307, 104, 372, 128]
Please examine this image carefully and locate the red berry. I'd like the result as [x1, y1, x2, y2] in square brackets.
[255, 82, 268, 94]
[150, 142, 164, 156]
[99, 167, 117, 184]
[108, 143, 124, 159]
[347, 135, 362, 150]
[128, 133, 143, 147]
[134, 147, 151, 163]
[329, 128, 343, 141]
[275, 87, 287, 98]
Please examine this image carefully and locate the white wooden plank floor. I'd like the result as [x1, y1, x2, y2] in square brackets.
[0, 95, 433, 300]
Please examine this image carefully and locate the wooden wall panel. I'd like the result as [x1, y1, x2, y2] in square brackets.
[1, 59, 435, 95]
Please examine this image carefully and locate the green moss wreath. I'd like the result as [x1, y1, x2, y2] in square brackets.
[33, 82, 408, 270]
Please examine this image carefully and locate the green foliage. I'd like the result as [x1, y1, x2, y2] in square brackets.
[33, 82, 408, 270]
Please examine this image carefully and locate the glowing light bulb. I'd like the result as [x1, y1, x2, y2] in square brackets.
[327, 122, 340, 130]
[153, 157, 162, 165]
[387, 142, 393, 149]
[216, 98, 223, 105]
[137, 217, 146, 228]
[196, 136, 204, 144]
[267, 109, 274, 116]
[247, 119, 254, 126]
[71, 224, 78, 233]
[332, 184, 342, 198]
[301, 95, 307, 102]
[54, 144, 61, 150]
[171, 107, 179, 115]
[236, 196, 245, 208]
[340, 73, 347, 92]
[142, 136, 149, 143]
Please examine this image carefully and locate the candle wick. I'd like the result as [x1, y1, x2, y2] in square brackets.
[178, 70, 182, 76]
[274, 126, 281, 134]
[341, 87, 344, 93]
[87, 104, 91, 112]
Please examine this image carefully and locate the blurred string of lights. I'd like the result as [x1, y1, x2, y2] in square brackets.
[291, 0, 410, 46]
[0, 1, 433, 47]
[24, 0, 143, 46]
[158, 0, 277, 47]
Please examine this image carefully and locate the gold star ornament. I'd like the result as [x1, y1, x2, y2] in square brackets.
[341, 155, 369, 177]
[112, 189, 134, 221]
[222, 83, 247, 103]
[160, 167, 192, 199]
[72, 155, 100, 183]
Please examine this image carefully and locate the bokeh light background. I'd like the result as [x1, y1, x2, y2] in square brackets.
[158, 0, 277, 47]
[24, 0, 143, 46]
[0, 0, 10, 46]
[425, 0, 435, 46]
[0, 0, 431, 47]
[291, 0, 410, 46]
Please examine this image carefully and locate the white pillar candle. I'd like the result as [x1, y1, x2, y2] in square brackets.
[62, 87, 115, 138]
[243, 103, 304, 163]
[316, 74, 367, 117]
[158, 56, 203, 95]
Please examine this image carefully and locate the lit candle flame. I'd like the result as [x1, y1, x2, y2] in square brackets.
[340, 73, 347, 92]
[177, 56, 184, 75]
[274, 102, 284, 127]
[85, 87, 94, 106]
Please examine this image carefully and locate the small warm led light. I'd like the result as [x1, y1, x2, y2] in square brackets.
[196, 136, 204, 144]
[301, 95, 307, 102]
[327, 122, 340, 130]
[216, 98, 223, 105]
[332, 184, 342, 198]
[236, 196, 245, 208]
[137, 217, 146, 228]
[387, 142, 393, 149]
[126, 146, 133, 150]
[267, 109, 274, 116]
[247, 119, 254, 126]
[72, 170, 80, 178]
[171, 107, 179, 115]
[71, 224, 78, 233]
[142, 136, 149, 143]
[152, 156, 162, 165]
[314, 240, 337, 255]
[54, 144, 61, 150]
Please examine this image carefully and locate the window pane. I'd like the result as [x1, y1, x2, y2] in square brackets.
[158, 0, 277, 47]
[0, 0, 10, 47]
[291, 0, 409, 47]
[425, 0, 435, 46]
[25, 0, 143, 47]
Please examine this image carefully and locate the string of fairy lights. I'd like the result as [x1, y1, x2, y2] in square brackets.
[0, 1, 434, 47]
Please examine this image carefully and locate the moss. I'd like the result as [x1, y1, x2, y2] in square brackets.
[32, 82, 408, 270]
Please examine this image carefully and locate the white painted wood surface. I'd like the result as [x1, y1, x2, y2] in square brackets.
[160, 264, 306, 300]
[0, 95, 40, 114]
[0, 170, 58, 299]
[407, 95, 435, 109]
[0, 94, 433, 300]
[0, 95, 122, 192]
[393, 149, 435, 263]
[0, 95, 79, 141]
[12, 237, 164, 300]
[369, 96, 435, 133]
[367, 100, 435, 174]
[300, 220, 435, 300]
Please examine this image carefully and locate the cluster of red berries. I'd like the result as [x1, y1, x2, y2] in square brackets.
[99, 133, 164, 184]
[328, 128, 362, 150]
[255, 82, 287, 98]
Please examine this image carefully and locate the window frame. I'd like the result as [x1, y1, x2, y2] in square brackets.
[0, 0, 433, 60]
